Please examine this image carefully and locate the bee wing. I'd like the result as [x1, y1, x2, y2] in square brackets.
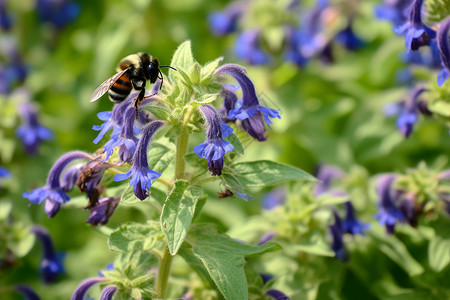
[89, 67, 131, 102]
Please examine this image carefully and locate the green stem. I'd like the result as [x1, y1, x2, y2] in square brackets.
[156, 127, 189, 298]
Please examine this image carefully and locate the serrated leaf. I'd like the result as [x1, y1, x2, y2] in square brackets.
[108, 222, 162, 252]
[170, 40, 194, 82]
[161, 180, 203, 255]
[188, 224, 281, 300]
[232, 160, 317, 187]
[148, 141, 176, 174]
[224, 132, 244, 155]
[428, 236, 450, 272]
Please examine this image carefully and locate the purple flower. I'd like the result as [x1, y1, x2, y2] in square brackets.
[0, 0, 13, 31]
[23, 151, 93, 217]
[375, 0, 412, 27]
[60, 165, 82, 192]
[14, 285, 41, 300]
[234, 29, 272, 65]
[330, 211, 349, 261]
[262, 187, 287, 210]
[99, 286, 118, 300]
[314, 164, 345, 196]
[259, 274, 290, 300]
[86, 197, 120, 226]
[0, 165, 10, 178]
[393, 0, 436, 53]
[71, 278, 105, 300]
[297, 0, 329, 58]
[437, 17, 450, 86]
[114, 121, 164, 200]
[399, 193, 422, 227]
[16, 102, 53, 155]
[36, 0, 80, 29]
[31, 226, 65, 284]
[284, 26, 309, 67]
[374, 174, 403, 234]
[396, 87, 426, 138]
[342, 202, 370, 235]
[258, 232, 276, 245]
[194, 105, 234, 176]
[208, 2, 245, 36]
[216, 64, 280, 141]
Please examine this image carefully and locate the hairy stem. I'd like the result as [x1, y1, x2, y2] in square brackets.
[156, 128, 189, 298]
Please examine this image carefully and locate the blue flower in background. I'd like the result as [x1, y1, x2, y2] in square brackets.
[393, 0, 436, 53]
[330, 210, 349, 261]
[23, 151, 93, 217]
[14, 285, 41, 300]
[335, 24, 365, 51]
[216, 64, 280, 141]
[342, 201, 370, 235]
[31, 226, 65, 284]
[284, 26, 309, 67]
[0, 165, 10, 178]
[36, 0, 80, 29]
[314, 164, 345, 196]
[208, 1, 245, 36]
[437, 17, 450, 86]
[262, 187, 287, 210]
[194, 105, 234, 176]
[374, 174, 403, 234]
[114, 121, 164, 200]
[396, 87, 426, 138]
[0, 0, 13, 31]
[16, 101, 53, 155]
[259, 274, 290, 300]
[234, 29, 272, 65]
[375, 0, 412, 27]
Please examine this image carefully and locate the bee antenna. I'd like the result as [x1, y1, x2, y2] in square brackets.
[160, 65, 177, 71]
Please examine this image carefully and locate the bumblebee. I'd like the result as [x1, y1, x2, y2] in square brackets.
[89, 52, 174, 111]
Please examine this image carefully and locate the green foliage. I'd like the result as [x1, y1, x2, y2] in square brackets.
[108, 221, 163, 253]
[160, 180, 203, 255]
[426, 0, 450, 23]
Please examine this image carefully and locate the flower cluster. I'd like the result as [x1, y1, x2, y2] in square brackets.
[208, 0, 366, 67]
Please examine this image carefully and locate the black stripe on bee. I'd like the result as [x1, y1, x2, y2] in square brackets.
[108, 89, 127, 102]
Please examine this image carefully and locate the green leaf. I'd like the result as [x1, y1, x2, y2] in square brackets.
[161, 180, 203, 255]
[108, 221, 162, 253]
[426, 0, 450, 22]
[370, 227, 424, 276]
[190, 93, 219, 107]
[142, 106, 170, 121]
[148, 140, 176, 174]
[188, 224, 281, 300]
[221, 172, 247, 196]
[179, 243, 216, 288]
[232, 160, 317, 187]
[0, 202, 12, 221]
[428, 236, 450, 272]
[170, 40, 194, 82]
[224, 132, 244, 155]
[200, 57, 223, 85]
[185, 152, 208, 169]
[293, 233, 335, 257]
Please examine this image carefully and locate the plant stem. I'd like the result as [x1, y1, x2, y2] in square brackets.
[156, 127, 189, 298]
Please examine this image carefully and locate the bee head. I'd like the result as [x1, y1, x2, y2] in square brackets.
[146, 58, 160, 83]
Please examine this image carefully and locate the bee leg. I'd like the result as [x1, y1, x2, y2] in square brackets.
[135, 88, 146, 119]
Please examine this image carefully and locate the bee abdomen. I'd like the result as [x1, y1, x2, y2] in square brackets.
[108, 74, 132, 103]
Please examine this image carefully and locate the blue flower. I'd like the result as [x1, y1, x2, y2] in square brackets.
[71, 278, 105, 300]
[36, 0, 80, 29]
[437, 17, 450, 86]
[99, 286, 118, 300]
[16, 101, 53, 155]
[396, 87, 426, 138]
[262, 187, 287, 210]
[259, 274, 290, 300]
[0, 165, 10, 178]
[23, 151, 93, 217]
[114, 121, 164, 200]
[392, 0, 436, 53]
[284, 27, 309, 67]
[258, 232, 275, 245]
[374, 174, 403, 234]
[234, 29, 272, 65]
[314, 164, 345, 196]
[208, 2, 245, 36]
[330, 211, 349, 261]
[86, 197, 120, 226]
[31, 226, 65, 284]
[0, 0, 13, 31]
[194, 105, 233, 176]
[375, 0, 412, 27]
[335, 24, 365, 51]
[14, 285, 41, 300]
[342, 202, 370, 235]
[216, 64, 280, 141]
